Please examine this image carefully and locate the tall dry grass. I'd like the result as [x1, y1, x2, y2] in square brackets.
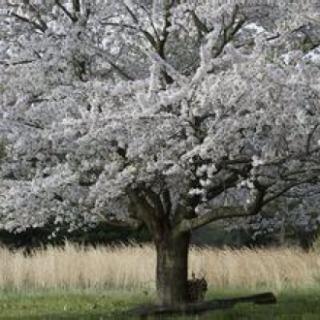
[0, 243, 319, 292]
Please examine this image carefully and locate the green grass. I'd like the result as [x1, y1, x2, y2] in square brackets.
[0, 288, 320, 319]
[203, 288, 320, 320]
[0, 289, 151, 319]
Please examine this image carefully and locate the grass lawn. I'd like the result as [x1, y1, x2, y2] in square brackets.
[0, 288, 319, 319]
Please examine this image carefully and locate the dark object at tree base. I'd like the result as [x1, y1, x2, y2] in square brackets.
[128, 292, 277, 318]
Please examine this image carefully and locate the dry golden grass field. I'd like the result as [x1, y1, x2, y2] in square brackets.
[0, 243, 319, 292]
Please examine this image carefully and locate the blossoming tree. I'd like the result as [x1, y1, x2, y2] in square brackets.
[1, 0, 320, 306]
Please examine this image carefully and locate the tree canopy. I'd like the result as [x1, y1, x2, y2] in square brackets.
[0, 0, 319, 232]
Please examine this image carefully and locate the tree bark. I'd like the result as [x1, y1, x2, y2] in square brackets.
[155, 231, 191, 306]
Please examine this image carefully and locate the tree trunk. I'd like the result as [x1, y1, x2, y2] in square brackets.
[155, 232, 190, 306]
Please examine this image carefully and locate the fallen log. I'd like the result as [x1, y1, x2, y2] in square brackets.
[127, 292, 277, 319]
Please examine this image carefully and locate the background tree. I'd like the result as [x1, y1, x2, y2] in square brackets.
[1, 0, 320, 306]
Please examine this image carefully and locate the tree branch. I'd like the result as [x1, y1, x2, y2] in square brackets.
[127, 190, 159, 234]
[28, 3, 48, 31]
[142, 189, 165, 217]
[306, 124, 319, 155]
[0, 60, 36, 66]
[162, 188, 171, 216]
[207, 5, 247, 66]
[10, 12, 47, 32]
[187, 9, 212, 42]
[175, 172, 319, 235]
[72, 0, 81, 14]
[55, 0, 77, 23]
[174, 207, 247, 235]
[175, 187, 265, 234]
[139, 4, 160, 43]
[88, 43, 134, 80]
[122, 3, 158, 49]
[262, 176, 318, 206]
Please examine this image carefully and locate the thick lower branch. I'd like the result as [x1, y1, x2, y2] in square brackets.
[176, 173, 319, 234]
[175, 206, 249, 234]
[175, 189, 265, 234]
